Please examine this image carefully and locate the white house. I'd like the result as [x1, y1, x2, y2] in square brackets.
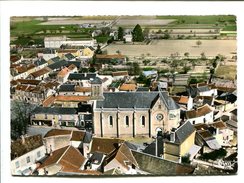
[209, 121, 234, 146]
[172, 96, 193, 111]
[123, 34, 133, 42]
[11, 135, 46, 175]
[38, 48, 57, 61]
[196, 85, 217, 97]
[186, 104, 214, 125]
[44, 36, 97, 48]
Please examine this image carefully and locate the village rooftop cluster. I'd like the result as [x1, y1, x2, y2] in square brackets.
[10, 15, 237, 176]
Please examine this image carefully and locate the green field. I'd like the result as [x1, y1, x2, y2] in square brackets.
[156, 15, 236, 24]
[222, 25, 237, 31]
[10, 19, 95, 46]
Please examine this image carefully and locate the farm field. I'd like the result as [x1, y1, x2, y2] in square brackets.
[156, 15, 236, 24]
[215, 65, 237, 80]
[40, 19, 113, 25]
[104, 40, 236, 58]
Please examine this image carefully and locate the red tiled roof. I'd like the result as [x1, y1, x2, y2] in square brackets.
[30, 68, 51, 78]
[194, 123, 209, 131]
[44, 129, 72, 138]
[43, 95, 56, 107]
[55, 95, 91, 102]
[70, 131, 86, 141]
[57, 67, 70, 77]
[68, 64, 77, 71]
[112, 71, 128, 77]
[15, 84, 28, 91]
[186, 104, 213, 119]
[16, 79, 41, 85]
[16, 65, 27, 73]
[210, 121, 227, 130]
[90, 137, 124, 154]
[172, 96, 189, 104]
[11, 135, 43, 160]
[42, 95, 91, 106]
[75, 86, 91, 92]
[39, 146, 86, 172]
[10, 55, 21, 63]
[119, 83, 137, 91]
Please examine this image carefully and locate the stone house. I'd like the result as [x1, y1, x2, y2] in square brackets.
[163, 121, 199, 163]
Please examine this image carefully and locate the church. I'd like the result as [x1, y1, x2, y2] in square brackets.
[93, 91, 180, 137]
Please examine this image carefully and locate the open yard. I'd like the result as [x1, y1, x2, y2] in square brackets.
[104, 40, 236, 58]
[215, 65, 237, 80]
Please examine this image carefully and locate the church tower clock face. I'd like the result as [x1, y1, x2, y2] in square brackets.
[156, 113, 164, 121]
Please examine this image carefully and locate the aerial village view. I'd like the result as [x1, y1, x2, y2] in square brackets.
[10, 15, 237, 176]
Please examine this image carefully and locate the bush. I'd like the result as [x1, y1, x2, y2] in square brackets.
[200, 148, 227, 161]
[182, 153, 191, 164]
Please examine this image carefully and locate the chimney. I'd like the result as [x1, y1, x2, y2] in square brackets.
[49, 145, 53, 156]
[170, 132, 175, 142]
[21, 135, 25, 144]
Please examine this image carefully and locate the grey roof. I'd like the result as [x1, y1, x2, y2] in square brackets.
[96, 91, 179, 110]
[83, 132, 92, 143]
[90, 152, 104, 165]
[34, 58, 47, 66]
[197, 86, 210, 92]
[32, 106, 77, 115]
[131, 150, 195, 175]
[124, 141, 138, 151]
[187, 87, 198, 98]
[90, 77, 102, 84]
[88, 46, 95, 51]
[47, 60, 68, 70]
[84, 114, 92, 121]
[96, 92, 159, 109]
[174, 121, 195, 144]
[136, 87, 149, 92]
[59, 84, 75, 92]
[50, 56, 61, 63]
[64, 53, 75, 60]
[68, 73, 97, 81]
[78, 104, 92, 113]
[43, 48, 56, 54]
[160, 92, 180, 110]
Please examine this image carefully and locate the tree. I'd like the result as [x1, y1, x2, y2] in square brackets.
[182, 66, 191, 74]
[89, 67, 96, 73]
[164, 32, 170, 39]
[11, 101, 32, 140]
[196, 40, 202, 47]
[95, 44, 102, 54]
[170, 60, 179, 70]
[143, 59, 151, 66]
[143, 28, 150, 38]
[184, 52, 190, 58]
[128, 62, 141, 75]
[118, 27, 124, 40]
[200, 52, 206, 60]
[116, 50, 121, 54]
[132, 24, 144, 42]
